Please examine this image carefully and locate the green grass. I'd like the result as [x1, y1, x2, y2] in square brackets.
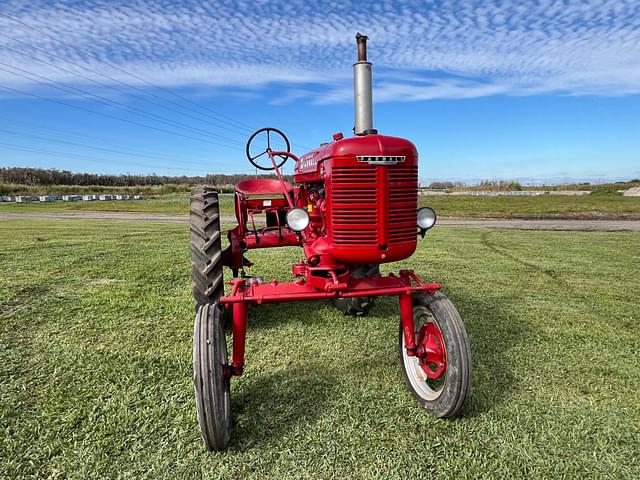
[1, 220, 639, 478]
[2, 192, 640, 219]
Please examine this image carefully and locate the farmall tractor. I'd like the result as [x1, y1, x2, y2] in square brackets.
[190, 34, 471, 450]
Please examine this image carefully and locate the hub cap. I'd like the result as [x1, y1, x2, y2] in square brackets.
[402, 307, 448, 401]
[417, 322, 447, 379]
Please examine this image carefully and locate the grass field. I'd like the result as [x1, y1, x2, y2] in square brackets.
[2, 192, 640, 219]
[1, 220, 639, 478]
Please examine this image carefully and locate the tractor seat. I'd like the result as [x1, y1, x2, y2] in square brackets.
[235, 179, 292, 196]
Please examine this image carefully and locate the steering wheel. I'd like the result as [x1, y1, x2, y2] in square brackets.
[245, 127, 291, 170]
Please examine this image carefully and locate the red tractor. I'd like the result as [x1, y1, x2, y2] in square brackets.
[190, 34, 471, 450]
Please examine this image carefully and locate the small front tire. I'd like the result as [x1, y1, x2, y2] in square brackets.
[399, 292, 471, 418]
[193, 302, 232, 450]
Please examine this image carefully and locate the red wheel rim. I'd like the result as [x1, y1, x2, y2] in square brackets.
[417, 322, 447, 379]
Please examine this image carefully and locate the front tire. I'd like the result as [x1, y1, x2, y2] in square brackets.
[193, 303, 232, 450]
[399, 292, 471, 418]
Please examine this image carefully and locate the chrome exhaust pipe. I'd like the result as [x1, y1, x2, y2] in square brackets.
[353, 33, 376, 135]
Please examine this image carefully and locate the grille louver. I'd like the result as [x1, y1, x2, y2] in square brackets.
[388, 166, 418, 243]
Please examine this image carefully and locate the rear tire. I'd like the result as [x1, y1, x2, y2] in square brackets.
[332, 264, 380, 316]
[399, 292, 471, 418]
[190, 188, 224, 310]
[193, 303, 232, 450]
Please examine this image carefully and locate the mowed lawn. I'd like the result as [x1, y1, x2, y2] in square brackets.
[2, 192, 640, 219]
[1, 220, 638, 478]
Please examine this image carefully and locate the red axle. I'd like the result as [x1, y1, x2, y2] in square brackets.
[221, 270, 440, 376]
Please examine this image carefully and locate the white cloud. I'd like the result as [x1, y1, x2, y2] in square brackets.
[1, 0, 639, 102]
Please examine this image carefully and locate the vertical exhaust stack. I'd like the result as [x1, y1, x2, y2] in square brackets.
[353, 33, 377, 135]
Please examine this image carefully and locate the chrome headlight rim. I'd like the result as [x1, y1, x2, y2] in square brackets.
[417, 207, 437, 230]
[286, 208, 310, 232]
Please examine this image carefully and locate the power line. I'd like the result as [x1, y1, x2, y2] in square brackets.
[0, 10, 256, 132]
[0, 62, 242, 148]
[0, 115, 214, 164]
[0, 83, 242, 150]
[0, 141, 207, 173]
[0, 34, 252, 138]
[0, 127, 210, 169]
[0, 10, 316, 153]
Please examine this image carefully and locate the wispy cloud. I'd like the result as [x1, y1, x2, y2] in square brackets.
[1, 0, 639, 102]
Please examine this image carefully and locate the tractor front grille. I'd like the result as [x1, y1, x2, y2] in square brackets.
[331, 165, 418, 246]
[332, 166, 377, 245]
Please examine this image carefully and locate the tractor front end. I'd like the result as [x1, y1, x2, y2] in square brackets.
[189, 33, 471, 451]
[297, 133, 420, 266]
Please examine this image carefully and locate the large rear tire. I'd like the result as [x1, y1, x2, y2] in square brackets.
[190, 188, 224, 310]
[193, 302, 232, 450]
[399, 292, 471, 418]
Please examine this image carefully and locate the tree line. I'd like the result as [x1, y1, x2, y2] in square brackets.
[0, 167, 292, 188]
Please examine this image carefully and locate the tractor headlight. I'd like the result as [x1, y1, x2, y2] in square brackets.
[286, 208, 310, 232]
[417, 207, 437, 230]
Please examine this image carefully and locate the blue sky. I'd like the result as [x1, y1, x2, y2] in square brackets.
[0, 0, 639, 183]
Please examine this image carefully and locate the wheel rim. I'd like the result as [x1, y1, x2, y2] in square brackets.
[402, 306, 447, 401]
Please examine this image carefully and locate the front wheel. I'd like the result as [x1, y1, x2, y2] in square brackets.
[193, 302, 232, 450]
[399, 292, 471, 418]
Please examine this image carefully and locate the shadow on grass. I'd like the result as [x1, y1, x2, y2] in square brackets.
[229, 366, 334, 450]
[450, 289, 531, 417]
[229, 286, 530, 422]
[241, 300, 333, 331]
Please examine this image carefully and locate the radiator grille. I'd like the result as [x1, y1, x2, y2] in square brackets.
[388, 166, 418, 243]
[331, 165, 417, 246]
[332, 166, 377, 245]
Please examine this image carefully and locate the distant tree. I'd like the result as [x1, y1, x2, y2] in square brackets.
[0, 167, 292, 190]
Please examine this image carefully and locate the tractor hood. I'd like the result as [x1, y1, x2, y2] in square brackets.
[295, 134, 418, 179]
